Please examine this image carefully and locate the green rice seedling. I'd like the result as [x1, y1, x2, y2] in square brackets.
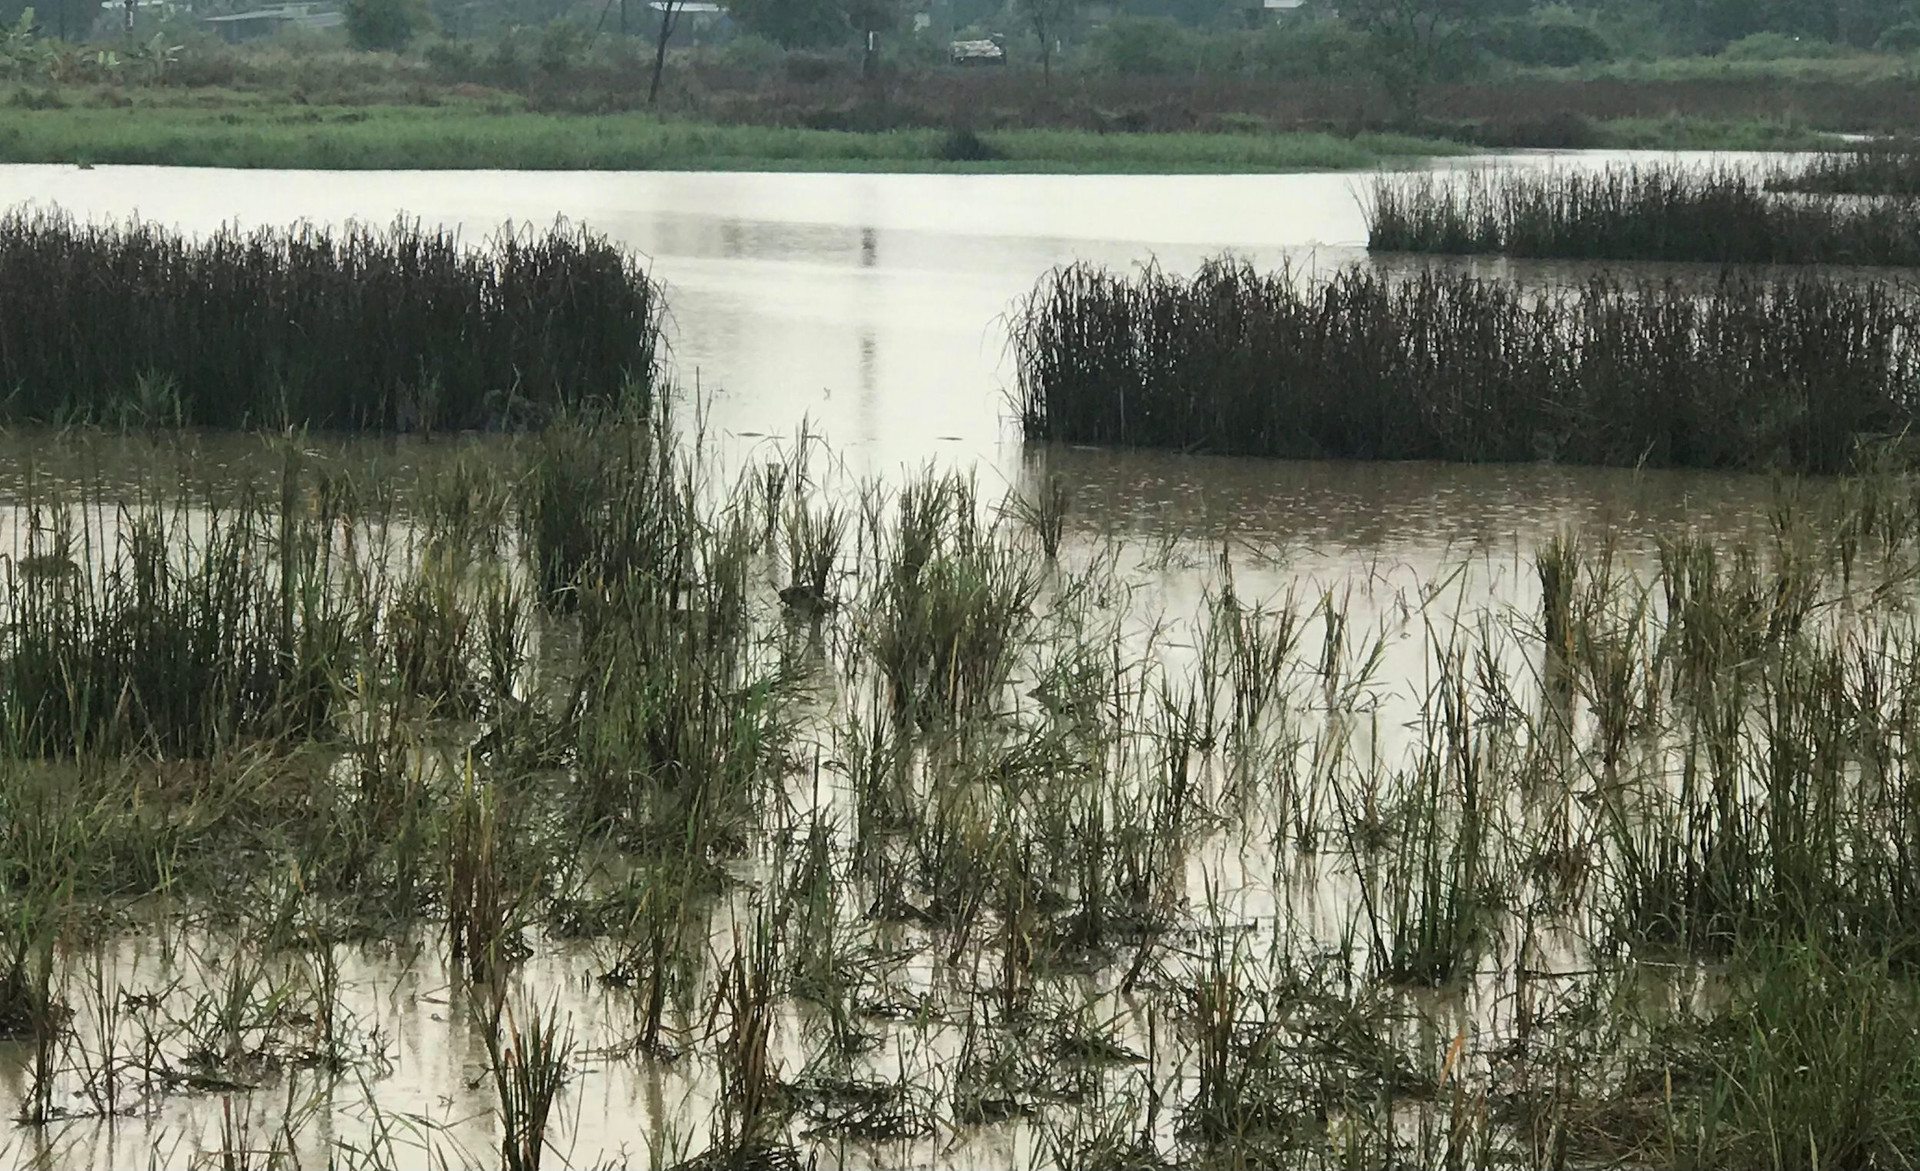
[0, 471, 360, 758]
[1014, 259, 1920, 474]
[389, 550, 478, 715]
[1180, 936, 1324, 1155]
[1368, 164, 1920, 266]
[418, 446, 514, 567]
[869, 476, 1040, 728]
[481, 997, 573, 1171]
[1667, 944, 1920, 1170]
[1356, 649, 1497, 987]
[1005, 468, 1074, 560]
[0, 212, 662, 430]
[1204, 557, 1301, 738]
[1536, 530, 1581, 668]
[598, 860, 700, 1058]
[780, 493, 847, 618]
[709, 914, 786, 1160]
[777, 816, 875, 1056]
[1571, 572, 1652, 773]
[447, 774, 528, 983]
[569, 571, 783, 854]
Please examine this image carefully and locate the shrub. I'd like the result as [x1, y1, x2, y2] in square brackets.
[937, 127, 1000, 162]
[1096, 16, 1196, 76]
[344, 0, 433, 51]
[1876, 21, 1920, 53]
[1478, 16, 1614, 68]
[1247, 18, 1368, 79]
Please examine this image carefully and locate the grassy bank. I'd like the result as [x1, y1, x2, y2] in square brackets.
[0, 102, 1462, 172]
[1015, 259, 1920, 472]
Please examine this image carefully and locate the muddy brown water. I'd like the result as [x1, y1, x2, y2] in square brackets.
[0, 154, 1823, 1169]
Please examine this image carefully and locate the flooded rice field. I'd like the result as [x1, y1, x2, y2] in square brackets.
[0, 156, 1915, 1171]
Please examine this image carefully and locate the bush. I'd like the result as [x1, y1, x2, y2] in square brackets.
[1246, 18, 1367, 79]
[1876, 21, 1920, 53]
[1479, 16, 1614, 68]
[937, 127, 1001, 161]
[344, 0, 432, 52]
[1096, 16, 1196, 76]
[536, 19, 588, 75]
[420, 34, 481, 78]
[692, 32, 786, 75]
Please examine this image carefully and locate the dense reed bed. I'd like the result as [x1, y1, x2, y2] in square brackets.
[1367, 163, 1920, 264]
[11, 408, 1920, 1168]
[1014, 259, 1920, 473]
[1773, 142, 1920, 194]
[0, 211, 661, 430]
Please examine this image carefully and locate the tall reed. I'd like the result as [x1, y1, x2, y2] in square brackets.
[1772, 143, 1920, 196]
[1368, 165, 1920, 265]
[1015, 259, 1920, 473]
[0, 212, 662, 430]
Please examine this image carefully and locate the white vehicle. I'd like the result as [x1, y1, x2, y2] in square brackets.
[949, 37, 1006, 67]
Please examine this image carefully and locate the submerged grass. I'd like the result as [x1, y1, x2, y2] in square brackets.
[1014, 259, 1920, 473]
[1367, 164, 1920, 265]
[0, 211, 661, 431]
[11, 386, 1920, 1166]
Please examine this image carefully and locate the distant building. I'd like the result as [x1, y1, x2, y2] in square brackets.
[201, 3, 343, 42]
[644, 1, 729, 42]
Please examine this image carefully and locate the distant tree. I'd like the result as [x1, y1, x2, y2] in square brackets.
[729, 0, 903, 65]
[1340, 0, 1520, 123]
[345, 0, 434, 50]
[647, 0, 681, 104]
[845, 0, 903, 76]
[1022, 0, 1082, 82]
[728, 0, 850, 47]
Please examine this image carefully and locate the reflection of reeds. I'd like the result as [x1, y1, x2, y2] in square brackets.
[1014, 259, 1918, 473]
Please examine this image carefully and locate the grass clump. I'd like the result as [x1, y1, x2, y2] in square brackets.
[0, 211, 661, 431]
[1367, 164, 1920, 265]
[1015, 259, 1920, 473]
